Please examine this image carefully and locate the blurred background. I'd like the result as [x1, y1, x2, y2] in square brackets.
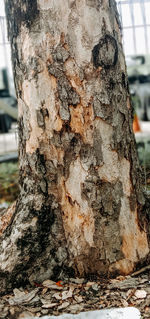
[0, 0, 18, 208]
[0, 0, 150, 207]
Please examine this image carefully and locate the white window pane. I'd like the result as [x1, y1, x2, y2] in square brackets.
[123, 29, 135, 55]
[0, 48, 6, 68]
[0, 0, 5, 17]
[133, 4, 143, 26]
[145, 3, 150, 25]
[0, 18, 8, 44]
[0, 30, 3, 45]
[135, 27, 146, 54]
[147, 27, 150, 53]
[121, 4, 132, 27]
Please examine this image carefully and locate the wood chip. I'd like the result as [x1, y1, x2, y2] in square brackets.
[13, 289, 26, 298]
[70, 278, 84, 284]
[42, 302, 57, 309]
[52, 292, 62, 300]
[57, 301, 70, 310]
[74, 295, 83, 303]
[108, 277, 140, 290]
[134, 289, 147, 299]
[67, 303, 84, 313]
[62, 288, 73, 300]
[121, 299, 129, 307]
[85, 282, 97, 287]
[42, 287, 48, 295]
[42, 280, 63, 290]
[8, 289, 39, 305]
[18, 311, 34, 318]
[25, 307, 42, 313]
[42, 280, 56, 286]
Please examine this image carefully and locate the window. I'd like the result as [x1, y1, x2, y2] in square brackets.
[116, 0, 150, 55]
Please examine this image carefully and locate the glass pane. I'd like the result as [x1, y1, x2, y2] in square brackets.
[135, 27, 146, 54]
[0, 18, 8, 44]
[0, 0, 5, 16]
[133, 3, 143, 26]
[147, 27, 150, 53]
[121, 4, 132, 27]
[0, 27, 3, 44]
[0, 48, 6, 68]
[123, 29, 135, 55]
[145, 3, 150, 25]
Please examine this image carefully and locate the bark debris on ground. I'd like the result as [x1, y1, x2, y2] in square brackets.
[0, 272, 150, 318]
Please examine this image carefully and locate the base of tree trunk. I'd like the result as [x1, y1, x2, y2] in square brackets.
[2, 0, 150, 295]
[0, 193, 150, 295]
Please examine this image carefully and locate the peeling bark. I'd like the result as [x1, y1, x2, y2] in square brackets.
[0, 0, 149, 293]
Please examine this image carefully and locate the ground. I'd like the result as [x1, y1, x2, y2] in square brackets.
[0, 270, 150, 318]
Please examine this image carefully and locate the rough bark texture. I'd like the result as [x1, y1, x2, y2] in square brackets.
[0, 0, 149, 293]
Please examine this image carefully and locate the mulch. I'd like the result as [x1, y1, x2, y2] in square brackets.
[1, 269, 150, 319]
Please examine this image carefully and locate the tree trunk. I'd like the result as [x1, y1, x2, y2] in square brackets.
[0, 0, 149, 293]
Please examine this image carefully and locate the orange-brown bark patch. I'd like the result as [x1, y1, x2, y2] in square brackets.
[43, 143, 64, 164]
[121, 219, 148, 262]
[109, 258, 134, 275]
[53, 177, 95, 257]
[70, 104, 94, 144]
[70, 104, 84, 136]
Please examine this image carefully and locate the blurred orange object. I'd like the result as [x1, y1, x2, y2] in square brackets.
[56, 280, 63, 287]
[133, 114, 141, 133]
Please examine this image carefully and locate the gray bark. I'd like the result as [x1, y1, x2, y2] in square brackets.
[0, 0, 149, 294]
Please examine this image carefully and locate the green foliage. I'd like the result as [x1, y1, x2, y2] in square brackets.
[0, 161, 19, 204]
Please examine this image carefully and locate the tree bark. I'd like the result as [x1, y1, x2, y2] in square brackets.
[0, 0, 149, 293]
